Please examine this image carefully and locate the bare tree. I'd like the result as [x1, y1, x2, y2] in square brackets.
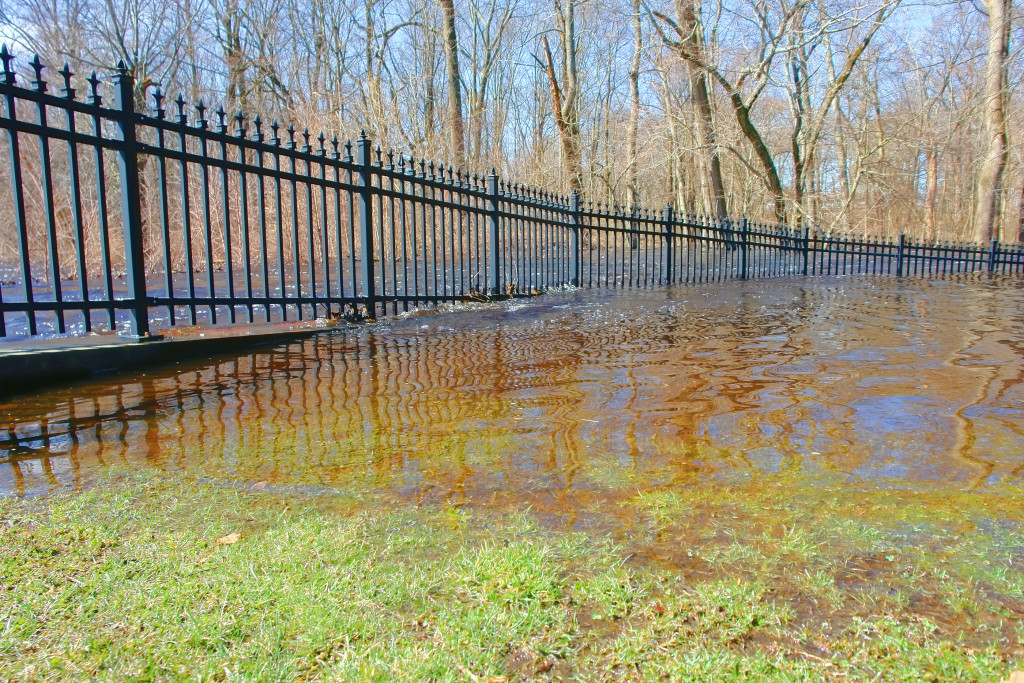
[439, 0, 466, 165]
[974, 0, 1011, 242]
[627, 0, 642, 206]
[540, 0, 583, 192]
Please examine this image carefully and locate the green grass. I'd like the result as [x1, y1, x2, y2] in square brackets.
[2, 474, 1023, 681]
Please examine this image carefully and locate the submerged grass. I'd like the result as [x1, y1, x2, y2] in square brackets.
[2, 473, 1023, 681]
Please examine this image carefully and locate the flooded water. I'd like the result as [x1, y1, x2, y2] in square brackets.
[3, 275, 1024, 519]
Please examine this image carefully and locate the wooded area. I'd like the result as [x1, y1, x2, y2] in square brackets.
[1, 0, 1022, 242]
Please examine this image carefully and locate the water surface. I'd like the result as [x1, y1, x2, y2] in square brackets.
[3, 275, 1024, 521]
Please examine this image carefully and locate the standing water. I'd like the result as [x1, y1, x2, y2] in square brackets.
[2, 275, 1023, 523]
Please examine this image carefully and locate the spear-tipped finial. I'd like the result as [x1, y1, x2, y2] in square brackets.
[87, 71, 101, 102]
[29, 54, 45, 91]
[174, 93, 187, 121]
[152, 88, 165, 117]
[58, 63, 74, 96]
[234, 110, 246, 134]
[0, 45, 14, 84]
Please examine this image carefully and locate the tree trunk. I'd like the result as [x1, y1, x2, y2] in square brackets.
[925, 144, 938, 241]
[542, 3, 583, 195]
[627, 0, 641, 206]
[1017, 181, 1024, 243]
[439, 0, 465, 167]
[421, 8, 437, 152]
[974, 0, 1010, 243]
[673, 0, 726, 218]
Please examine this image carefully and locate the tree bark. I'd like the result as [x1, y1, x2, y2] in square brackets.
[627, 0, 641, 206]
[672, 0, 726, 218]
[925, 144, 938, 240]
[439, 0, 466, 167]
[1017, 181, 1024, 243]
[974, 0, 1011, 243]
[542, 0, 583, 194]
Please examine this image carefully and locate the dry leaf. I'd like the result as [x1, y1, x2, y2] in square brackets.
[1005, 672, 1024, 683]
[484, 677, 508, 683]
[216, 532, 241, 546]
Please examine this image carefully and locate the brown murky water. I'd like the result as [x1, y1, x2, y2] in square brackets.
[3, 275, 1024, 516]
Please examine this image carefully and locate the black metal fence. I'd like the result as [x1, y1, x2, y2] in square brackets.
[1, 53, 1023, 341]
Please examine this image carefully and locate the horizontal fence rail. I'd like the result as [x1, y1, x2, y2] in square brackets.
[1, 53, 1023, 341]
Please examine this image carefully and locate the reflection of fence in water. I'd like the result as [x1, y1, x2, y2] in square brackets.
[6, 278, 1024, 498]
[0, 327, 566, 496]
[1, 52, 1024, 340]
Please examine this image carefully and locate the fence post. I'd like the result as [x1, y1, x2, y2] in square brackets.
[739, 217, 748, 280]
[112, 62, 151, 339]
[569, 190, 581, 287]
[357, 133, 376, 318]
[896, 233, 905, 277]
[662, 202, 675, 284]
[487, 171, 502, 295]
[988, 238, 998, 273]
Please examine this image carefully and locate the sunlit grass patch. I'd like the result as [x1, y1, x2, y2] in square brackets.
[2, 473, 1023, 680]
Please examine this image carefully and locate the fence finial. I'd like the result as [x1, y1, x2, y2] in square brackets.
[152, 88, 164, 118]
[58, 63, 74, 98]
[0, 45, 13, 85]
[29, 54, 45, 91]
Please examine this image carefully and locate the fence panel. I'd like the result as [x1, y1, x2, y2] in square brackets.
[1, 53, 1023, 342]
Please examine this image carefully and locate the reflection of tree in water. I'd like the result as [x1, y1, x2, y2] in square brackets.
[943, 280, 1024, 488]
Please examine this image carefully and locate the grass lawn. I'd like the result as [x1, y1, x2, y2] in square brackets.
[2, 472, 1023, 681]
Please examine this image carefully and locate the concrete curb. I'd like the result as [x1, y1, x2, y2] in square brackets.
[0, 323, 342, 396]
